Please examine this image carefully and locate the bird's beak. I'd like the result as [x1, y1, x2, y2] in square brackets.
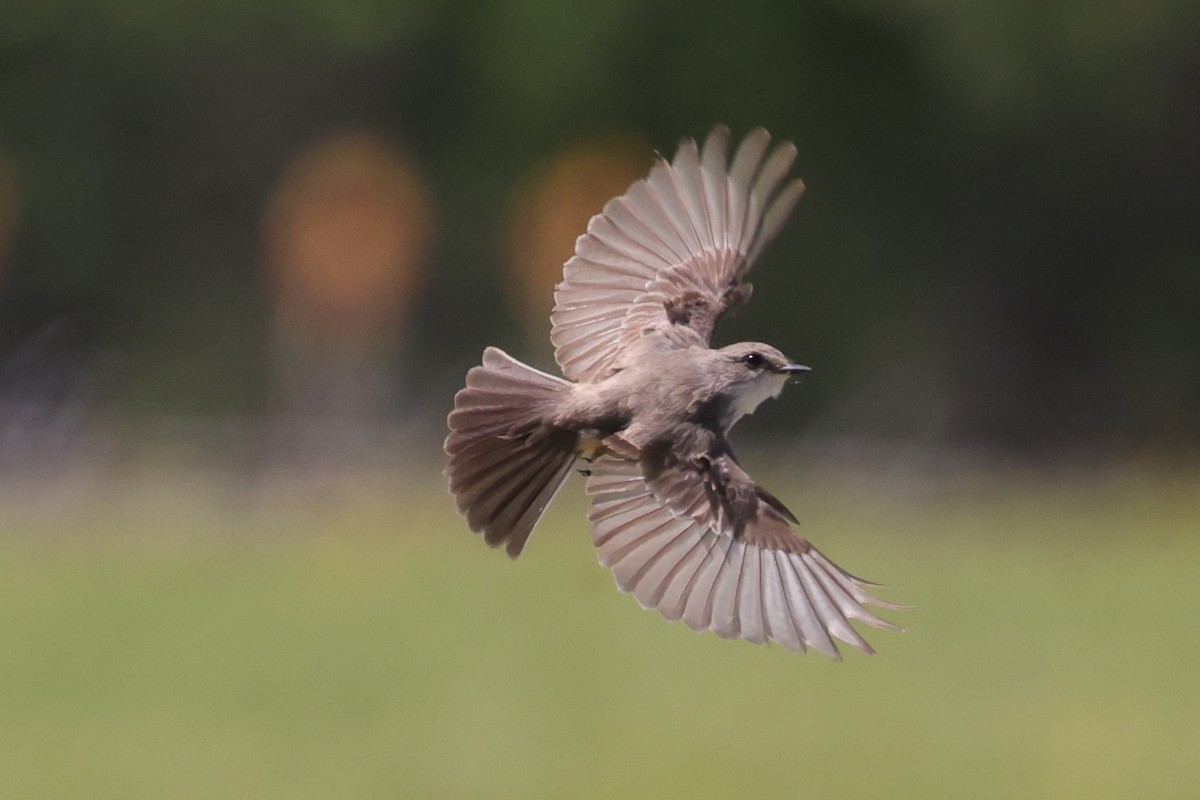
[776, 363, 812, 375]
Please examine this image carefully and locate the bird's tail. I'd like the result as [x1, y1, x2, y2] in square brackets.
[445, 347, 578, 557]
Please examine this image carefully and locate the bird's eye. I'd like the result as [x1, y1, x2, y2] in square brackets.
[741, 352, 765, 369]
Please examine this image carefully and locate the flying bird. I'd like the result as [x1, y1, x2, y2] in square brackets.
[445, 126, 903, 658]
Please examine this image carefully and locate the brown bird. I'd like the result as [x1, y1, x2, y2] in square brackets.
[445, 126, 903, 658]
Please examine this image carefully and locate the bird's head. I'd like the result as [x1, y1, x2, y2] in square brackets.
[712, 342, 811, 428]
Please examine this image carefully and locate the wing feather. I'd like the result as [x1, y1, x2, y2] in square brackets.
[725, 129, 772, 252]
[657, 536, 716, 621]
[551, 126, 805, 382]
[671, 137, 715, 250]
[700, 126, 731, 251]
[627, 520, 702, 609]
[740, 141, 799, 253]
[583, 216, 672, 270]
[585, 453, 901, 657]
[736, 543, 767, 644]
[780, 553, 837, 658]
[645, 160, 704, 255]
[709, 538, 746, 639]
[749, 177, 806, 264]
[622, 180, 694, 261]
[679, 539, 729, 630]
[603, 197, 689, 266]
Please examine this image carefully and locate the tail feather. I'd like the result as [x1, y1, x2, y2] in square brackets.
[445, 347, 577, 557]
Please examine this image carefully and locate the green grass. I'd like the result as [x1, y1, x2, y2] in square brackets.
[1, 461, 1197, 799]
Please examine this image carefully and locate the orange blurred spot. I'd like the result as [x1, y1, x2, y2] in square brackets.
[263, 130, 434, 349]
[504, 132, 651, 345]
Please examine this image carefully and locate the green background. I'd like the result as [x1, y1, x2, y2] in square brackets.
[2, 460, 1197, 798]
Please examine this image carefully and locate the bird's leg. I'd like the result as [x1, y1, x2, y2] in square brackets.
[575, 429, 611, 477]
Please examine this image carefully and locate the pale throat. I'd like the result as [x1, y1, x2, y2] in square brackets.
[723, 374, 789, 429]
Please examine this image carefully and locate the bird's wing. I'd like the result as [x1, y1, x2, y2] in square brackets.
[585, 451, 903, 658]
[551, 126, 805, 383]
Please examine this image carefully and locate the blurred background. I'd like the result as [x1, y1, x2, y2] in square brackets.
[1, 1, 1198, 798]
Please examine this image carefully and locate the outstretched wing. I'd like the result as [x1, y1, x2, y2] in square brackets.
[551, 126, 806, 383]
[585, 453, 903, 658]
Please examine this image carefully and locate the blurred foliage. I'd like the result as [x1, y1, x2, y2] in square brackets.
[0, 0, 1198, 450]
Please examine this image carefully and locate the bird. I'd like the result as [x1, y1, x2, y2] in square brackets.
[445, 126, 903, 658]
